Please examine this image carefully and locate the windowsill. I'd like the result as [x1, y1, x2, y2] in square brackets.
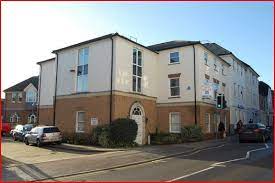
[169, 131, 181, 134]
[168, 96, 181, 99]
[76, 131, 84, 133]
[168, 62, 180, 65]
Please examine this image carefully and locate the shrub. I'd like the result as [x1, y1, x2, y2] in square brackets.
[98, 126, 111, 147]
[109, 118, 138, 147]
[62, 132, 91, 145]
[151, 133, 182, 145]
[181, 125, 203, 142]
[91, 125, 108, 145]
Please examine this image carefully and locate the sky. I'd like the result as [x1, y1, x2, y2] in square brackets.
[1, 2, 274, 97]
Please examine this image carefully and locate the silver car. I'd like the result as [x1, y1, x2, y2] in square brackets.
[24, 126, 62, 147]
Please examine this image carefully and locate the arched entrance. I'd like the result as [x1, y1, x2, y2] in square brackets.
[130, 102, 145, 145]
[28, 114, 37, 124]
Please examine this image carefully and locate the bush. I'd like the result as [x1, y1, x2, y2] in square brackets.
[91, 125, 108, 145]
[109, 118, 138, 147]
[151, 133, 182, 145]
[62, 132, 91, 145]
[181, 125, 203, 142]
[98, 126, 111, 147]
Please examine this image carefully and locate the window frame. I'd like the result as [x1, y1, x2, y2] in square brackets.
[169, 112, 181, 133]
[76, 111, 86, 133]
[76, 47, 89, 93]
[26, 91, 37, 103]
[169, 52, 180, 64]
[12, 93, 17, 103]
[169, 77, 180, 97]
[18, 92, 23, 103]
[132, 48, 142, 93]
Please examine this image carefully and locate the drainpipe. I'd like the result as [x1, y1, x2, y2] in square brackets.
[37, 65, 42, 125]
[109, 36, 114, 124]
[53, 54, 59, 126]
[192, 45, 197, 125]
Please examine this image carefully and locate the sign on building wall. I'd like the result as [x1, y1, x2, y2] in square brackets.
[202, 81, 214, 99]
[91, 118, 98, 126]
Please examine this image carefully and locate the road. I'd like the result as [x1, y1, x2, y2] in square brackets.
[53, 142, 273, 181]
[2, 136, 273, 181]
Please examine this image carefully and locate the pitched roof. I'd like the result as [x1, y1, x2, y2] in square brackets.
[203, 43, 232, 56]
[148, 40, 200, 51]
[37, 57, 55, 65]
[203, 43, 259, 77]
[4, 76, 39, 92]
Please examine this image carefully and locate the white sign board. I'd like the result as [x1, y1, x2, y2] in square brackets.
[91, 118, 98, 126]
[202, 81, 213, 99]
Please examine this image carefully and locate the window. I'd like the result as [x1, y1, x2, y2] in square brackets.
[77, 47, 89, 92]
[10, 113, 20, 123]
[213, 78, 219, 99]
[26, 91, 37, 103]
[170, 52, 179, 64]
[133, 49, 142, 92]
[169, 112, 181, 133]
[232, 59, 235, 71]
[241, 87, 244, 100]
[170, 78, 180, 97]
[12, 93, 17, 103]
[204, 52, 208, 65]
[18, 92, 22, 103]
[222, 65, 225, 75]
[233, 83, 236, 96]
[238, 85, 240, 97]
[240, 67, 243, 76]
[205, 74, 210, 83]
[214, 59, 218, 71]
[205, 113, 211, 133]
[76, 111, 85, 133]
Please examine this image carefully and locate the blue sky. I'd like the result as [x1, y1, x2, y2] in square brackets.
[2, 2, 273, 96]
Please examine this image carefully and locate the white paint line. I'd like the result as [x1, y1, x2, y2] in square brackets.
[167, 143, 270, 182]
[166, 167, 215, 182]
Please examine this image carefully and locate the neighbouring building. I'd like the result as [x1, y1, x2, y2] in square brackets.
[203, 43, 260, 133]
[258, 81, 273, 126]
[3, 76, 39, 125]
[38, 33, 232, 144]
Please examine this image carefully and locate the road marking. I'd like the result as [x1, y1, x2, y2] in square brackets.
[166, 167, 215, 182]
[167, 143, 270, 182]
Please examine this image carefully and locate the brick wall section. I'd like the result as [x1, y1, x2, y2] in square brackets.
[55, 95, 111, 135]
[38, 107, 54, 126]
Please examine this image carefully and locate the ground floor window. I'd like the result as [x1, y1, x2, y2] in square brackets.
[205, 113, 211, 133]
[76, 111, 85, 133]
[169, 112, 181, 133]
[10, 113, 20, 123]
[28, 114, 37, 124]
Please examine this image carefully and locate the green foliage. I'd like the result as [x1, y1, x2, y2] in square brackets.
[109, 118, 138, 146]
[98, 126, 111, 147]
[62, 132, 91, 145]
[151, 133, 182, 145]
[181, 125, 203, 142]
[91, 125, 108, 145]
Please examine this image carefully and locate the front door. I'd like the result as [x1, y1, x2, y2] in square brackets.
[131, 114, 143, 145]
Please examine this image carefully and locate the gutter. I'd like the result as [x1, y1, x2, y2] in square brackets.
[109, 37, 114, 124]
[192, 45, 197, 125]
[53, 55, 59, 126]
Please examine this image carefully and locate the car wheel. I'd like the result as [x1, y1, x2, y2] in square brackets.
[36, 139, 42, 147]
[25, 138, 29, 145]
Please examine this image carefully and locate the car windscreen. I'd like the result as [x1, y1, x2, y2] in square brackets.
[23, 125, 33, 131]
[43, 127, 60, 133]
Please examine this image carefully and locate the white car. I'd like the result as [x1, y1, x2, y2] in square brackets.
[24, 126, 62, 147]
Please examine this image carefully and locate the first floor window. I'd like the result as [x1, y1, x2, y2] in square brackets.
[170, 52, 180, 64]
[77, 47, 89, 92]
[169, 112, 181, 133]
[76, 111, 85, 133]
[18, 92, 23, 103]
[205, 113, 211, 133]
[170, 78, 180, 97]
[12, 93, 17, 103]
[26, 91, 37, 103]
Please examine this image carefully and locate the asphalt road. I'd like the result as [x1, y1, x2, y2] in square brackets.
[53, 142, 273, 181]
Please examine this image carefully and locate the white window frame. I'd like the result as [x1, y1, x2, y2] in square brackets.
[169, 77, 180, 97]
[12, 93, 17, 103]
[26, 91, 37, 103]
[205, 113, 211, 133]
[169, 52, 180, 64]
[18, 92, 23, 103]
[76, 111, 85, 133]
[76, 47, 89, 93]
[132, 48, 142, 93]
[169, 112, 181, 133]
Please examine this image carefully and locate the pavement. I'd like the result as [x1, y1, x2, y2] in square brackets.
[2, 136, 228, 181]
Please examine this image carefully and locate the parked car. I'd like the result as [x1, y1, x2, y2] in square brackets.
[239, 123, 271, 143]
[24, 126, 62, 147]
[10, 124, 34, 141]
[1, 122, 11, 136]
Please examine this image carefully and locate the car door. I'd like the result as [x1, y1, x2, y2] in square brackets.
[29, 128, 38, 143]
